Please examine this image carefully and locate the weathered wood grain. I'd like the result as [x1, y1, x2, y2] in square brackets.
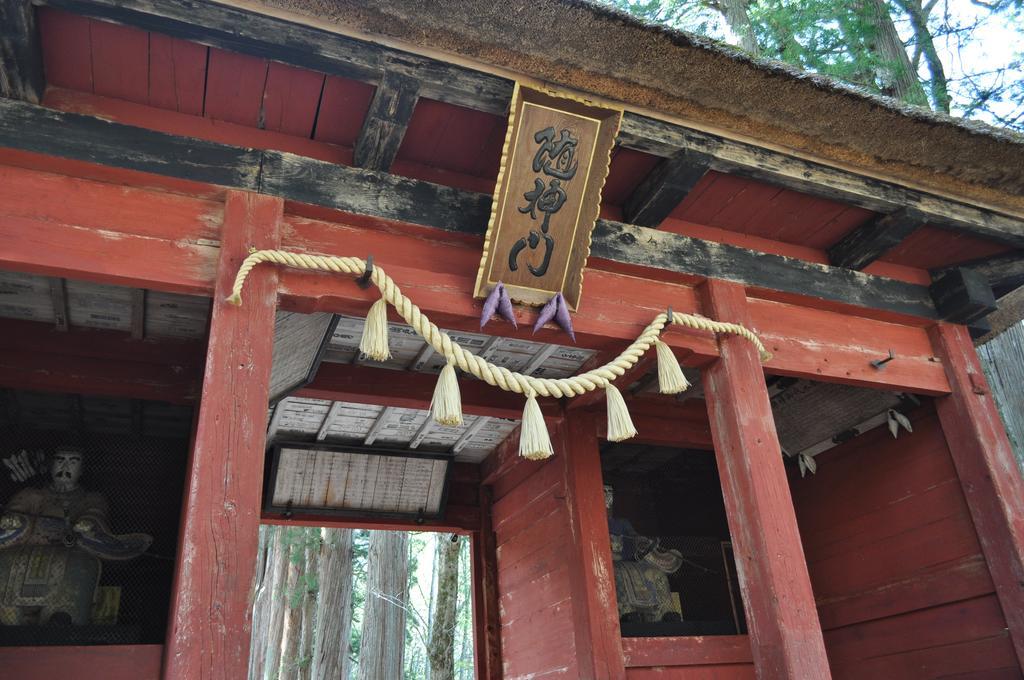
[618, 113, 1024, 247]
[931, 322, 1024, 669]
[163, 191, 282, 680]
[827, 207, 928, 270]
[622, 636, 753, 668]
[353, 67, 420, 172]
[0, 0, 44, 102]
[0, 644, 163, 680]
[929, 267, 998, 325]
[936, 251, 1024, 294]
[979, 322, 1024, 471]
[41, 0, 513, 113]
[591, 219, 937, 319]
[622, 148, 713, 227]
[701, 279, 832, 679]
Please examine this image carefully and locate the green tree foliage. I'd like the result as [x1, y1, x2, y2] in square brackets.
[608, 0, 1024, 130]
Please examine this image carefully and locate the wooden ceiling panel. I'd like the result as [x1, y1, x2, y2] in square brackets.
[879, 225, 1013, 269]
[396, 98, 506, 178]
[38, 8, 92, 92]
[148, 34, 207, 116]
[313, 75, 376, 147]
[602, 147, 662, 206]
[203, 48, 269, 127]
[89, 20, 148, 104]
[262, 62, 325, 138]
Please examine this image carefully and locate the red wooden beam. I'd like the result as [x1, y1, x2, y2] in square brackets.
[701, 279, 831, 679]
[560, 410, 627, 678]
[0, 164, 218, 295]
[163, 191, 282, 680]
[930, 322, 1024, 669]
[0, 644, 162, 680]
[622, 635, 753, 668]
[473, 485, 503, 680]
[299, 362, 560, 420]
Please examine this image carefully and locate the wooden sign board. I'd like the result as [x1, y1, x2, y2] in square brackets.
[474, 84, 622, 310]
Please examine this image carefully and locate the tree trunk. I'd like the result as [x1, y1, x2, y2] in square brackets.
[262, 526, 292, 680]
[249, 526, 271, 680]
[280, 528, 306, 680]
[427, 535, 461, 680]
[312, 528, 355, 680]
[298, 528, 318, 680]
[864, 0, 929, 105]
[712, 0, 760, 55]
[358, 531, 409, 680]
[896, 0, 951, 112]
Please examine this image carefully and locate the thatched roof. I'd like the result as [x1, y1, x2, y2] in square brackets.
[249, 0, 1024, 213]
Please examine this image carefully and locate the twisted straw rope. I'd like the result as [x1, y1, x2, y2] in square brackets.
[228, 250, 771, 399]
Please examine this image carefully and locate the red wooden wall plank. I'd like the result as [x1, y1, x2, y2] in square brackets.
[89, 20, 149, 104]
[203, 48, 268, 126]
[0, 644, 163, 680]
[627, 665, 756, 679]
[701, 279, 831, 679]
[561, 411, 627, 679]
[38, 8, 93, 92]
[148, 35, 208, 116]
[262, 62, 325, 138]
[931, 322, 1024, 669]
[162, 191, 282, 680]
[622, 636, 753, 667]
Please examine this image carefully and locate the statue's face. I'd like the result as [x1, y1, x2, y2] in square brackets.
[50, 449, 83, 492]
[603, 485, 614, 512]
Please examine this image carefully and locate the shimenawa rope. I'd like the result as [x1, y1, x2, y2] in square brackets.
[228, 249, 771, 459]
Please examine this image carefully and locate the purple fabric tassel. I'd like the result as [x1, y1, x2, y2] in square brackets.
[554, 293, 576, 343]
[497, 283, 517, 328]
[532, 294, 559, 335]
[480, 282, 518, 329]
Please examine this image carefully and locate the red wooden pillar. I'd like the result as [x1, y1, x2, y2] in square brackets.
[163, 191, 283, 680]
[931, 322, 1024, 669]
[561, 411, 627, 679]
[701, 279, 831, 679]
[472, 486, 502, 680]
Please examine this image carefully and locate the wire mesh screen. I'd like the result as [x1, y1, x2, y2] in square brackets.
[0, 421, 190, 646]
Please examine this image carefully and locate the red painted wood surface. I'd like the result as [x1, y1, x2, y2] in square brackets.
[162, 191, 282, 680]
[622, 636, 753, 667]
[561, 410, 627, 678]
[791, 407, 1019, 678]
[396, 98, 506, 179]
[0, 644, 163, 680]
[148, 35, 208, 115]
[701, 279, 831, 679]
[203, 48, 268, 127]
[313, 75, 376, 146]
[262, 63, 325, 138]
[931, 322, 1024, 669]
[491, 429, 581, 679]
[38, 8, 93, 92]
[0, 163, 219, 295]
[90, 19, 149, 103]
[474, 485, 503, 679]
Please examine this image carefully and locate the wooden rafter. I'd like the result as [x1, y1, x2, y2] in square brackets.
[622, 148, 712, 227]
[935, 251, 1024, 294]
[827, 207, 928, 270]
[353, 66, 420, 172]
[29, 0, 1024, 246]
[0, 0, 44, 103]
[0, 98, 944, 321]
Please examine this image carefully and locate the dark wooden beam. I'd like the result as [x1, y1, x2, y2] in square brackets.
[0, 97, 943, 321]
[353, 67, 420, 172]
[0, 0, 44, 103]
[42, 0, 512, 114]
[619, 113, 1024, 248]
[827, 207, 928, 270]
[591, 219, 938, 319]
[935, 251, 1024, 296]
[929, 267, 998, 325]
[622, 148, 712, 227]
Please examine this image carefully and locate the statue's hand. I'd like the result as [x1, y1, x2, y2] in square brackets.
[73, 518, 96, 534]
[2, 449, 43, 482]
[0, 514, 23, 530]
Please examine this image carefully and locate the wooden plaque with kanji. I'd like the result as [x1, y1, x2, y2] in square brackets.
[474, 84, 622, 310]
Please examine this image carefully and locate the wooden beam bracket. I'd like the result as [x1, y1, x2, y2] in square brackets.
[622, 148, 713, 227]
[827, 207, 928, 270]
[929, 267, 998, 325]
[353, 66, 421, 172]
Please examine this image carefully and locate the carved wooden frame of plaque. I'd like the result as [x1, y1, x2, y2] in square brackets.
[473, 84, 622, 311]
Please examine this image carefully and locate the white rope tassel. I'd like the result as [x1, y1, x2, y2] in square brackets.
[359, 297, 391, 361]
[519, 392, 554, 460]
[431, 358, 463, 427]
[605, 383, 637, 442]
[655, 339, 689, 394]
